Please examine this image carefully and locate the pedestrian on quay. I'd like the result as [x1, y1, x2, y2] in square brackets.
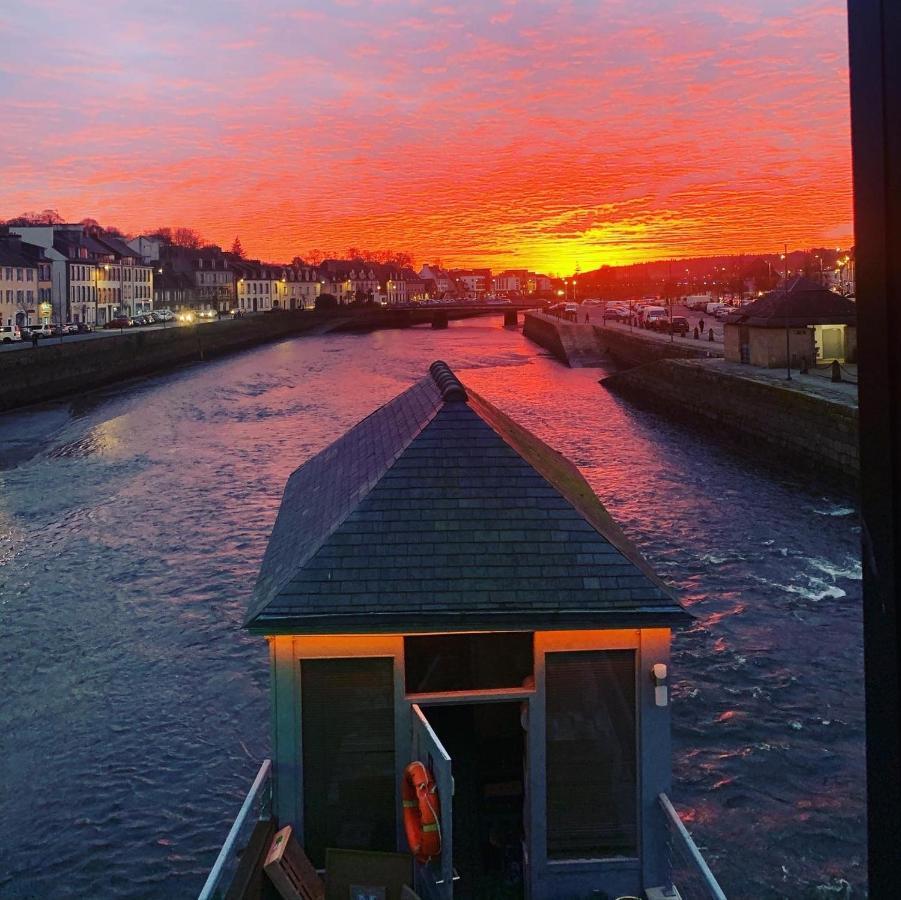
[708, 328, 715, 342]
[31, 331, 38, 348]
[699, 317, 705, 333]
[693, 326, 699, 340]
[585, 312, 590, 323]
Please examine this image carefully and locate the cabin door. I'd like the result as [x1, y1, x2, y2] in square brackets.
[410, 703, 455, 900]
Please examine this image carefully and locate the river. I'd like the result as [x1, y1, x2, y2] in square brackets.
[0, 319, 864, 898]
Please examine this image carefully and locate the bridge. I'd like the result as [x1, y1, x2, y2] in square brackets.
[377, 303, 537, 329]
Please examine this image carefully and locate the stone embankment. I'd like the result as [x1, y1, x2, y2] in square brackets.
[0, 312, 340, 412]
[523, 310, 857, 484]
[522, 311, 606, 367]
[523, 311, 721, 368]
[594, 323, 722, 367]
[1, 307, 518, 412]
[602, 357, 859, 483]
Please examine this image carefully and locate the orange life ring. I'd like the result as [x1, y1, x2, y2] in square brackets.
[402, 761, 442, 863]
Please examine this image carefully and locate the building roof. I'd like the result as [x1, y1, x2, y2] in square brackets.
[94, 233, 140, 260]
[246, 362, 688, 633]
[727, 276, 856, 328]
[0, 238, 38, 269]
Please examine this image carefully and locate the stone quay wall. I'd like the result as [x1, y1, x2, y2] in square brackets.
[522, 311, 606, 367]
[593, 324, 722, 367]
[0, 312, 335, 412]
[524, 312, 720, 368]
[602, 357, 859, 484]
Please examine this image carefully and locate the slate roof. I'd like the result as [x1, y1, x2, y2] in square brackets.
[94, 233, 140, 259]
[727, 276, 857, 328]
[246, 362, 688, 633]
[0, 241, 37, 269]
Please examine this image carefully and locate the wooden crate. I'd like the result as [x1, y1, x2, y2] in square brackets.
[263, 825, 325, 900]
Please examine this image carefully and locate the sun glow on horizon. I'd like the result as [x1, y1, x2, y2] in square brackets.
[0, 0, 853, 272]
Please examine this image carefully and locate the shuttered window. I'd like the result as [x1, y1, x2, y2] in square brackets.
[301, 657, 396, 867]
[545, 650, 637, 859]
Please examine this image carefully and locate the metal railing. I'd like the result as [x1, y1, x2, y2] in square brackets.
[197, 758, 273, 900]
[658, 793, 727, 900]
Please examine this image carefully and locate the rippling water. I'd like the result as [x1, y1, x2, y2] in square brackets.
[0, 320, 864, 898]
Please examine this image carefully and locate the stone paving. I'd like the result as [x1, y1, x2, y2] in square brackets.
[689, 357, 858, 406]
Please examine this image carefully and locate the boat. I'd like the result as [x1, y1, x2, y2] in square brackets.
[198, 361, 726, 900]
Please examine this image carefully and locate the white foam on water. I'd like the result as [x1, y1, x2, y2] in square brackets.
[812, 504, 856, 517]
[807, 557, 862, 581]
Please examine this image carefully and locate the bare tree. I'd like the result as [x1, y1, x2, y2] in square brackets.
[147, 226, 173, 243]
[172, 227, 204, 248]
[305, 248, 325, 265]
[3, 208, 65, 226]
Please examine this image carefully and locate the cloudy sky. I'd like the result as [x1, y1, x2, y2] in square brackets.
[0, 0, 852, 272]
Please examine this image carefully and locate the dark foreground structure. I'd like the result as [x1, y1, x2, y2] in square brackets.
[848, 1, 901, 896]
[200, 363, 730, 900]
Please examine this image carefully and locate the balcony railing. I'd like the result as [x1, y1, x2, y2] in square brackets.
[197, 758, 273, 900]
[658, 792, 727, 900]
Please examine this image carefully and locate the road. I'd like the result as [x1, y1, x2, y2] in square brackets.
[0, 319, 218, 353]
[585, 300, 728, 342]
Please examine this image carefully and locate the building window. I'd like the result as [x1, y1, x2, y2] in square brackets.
[16, 269, 23, 281]
[545, 650, 637, 859]
[26, 269, 34, 281]
[405, 633, 533, 693]
[301, 657, 396, 867]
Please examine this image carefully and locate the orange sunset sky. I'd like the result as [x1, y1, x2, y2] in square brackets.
[0, 0, 853, 273]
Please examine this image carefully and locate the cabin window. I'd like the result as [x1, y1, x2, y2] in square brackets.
[300, 657, 396, 867]
[404, 632, 533, 694]
[545, 650, 637, 859]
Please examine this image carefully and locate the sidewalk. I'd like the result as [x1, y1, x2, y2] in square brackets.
[597, 319, 725, 354]
[694, 357, 858, 406]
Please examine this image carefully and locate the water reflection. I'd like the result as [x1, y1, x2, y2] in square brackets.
[0, 320, 863, 898]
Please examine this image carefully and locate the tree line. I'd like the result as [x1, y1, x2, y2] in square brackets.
[1, 211, 417, 269]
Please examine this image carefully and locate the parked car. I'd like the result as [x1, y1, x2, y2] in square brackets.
[668, 316, 690, 335]
[63, 323, 78, 334]
[105, 316, 131, 329]
[642, 306, 668, 328]
[714, 306, 733, 321]
[0, 325, 22, 343]
[24, 323, 52, 339]
[76, 322, 94, 333]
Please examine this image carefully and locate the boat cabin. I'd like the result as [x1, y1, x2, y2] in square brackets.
[239, 362, 694, 900]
